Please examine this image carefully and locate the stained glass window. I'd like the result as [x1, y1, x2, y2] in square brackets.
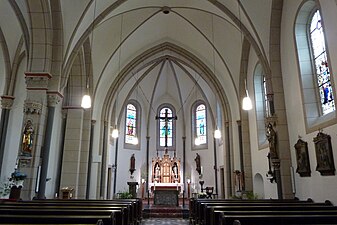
[309, 10, 335, 115]
[263, 76, 269, 117]
[125, 103, 137, 144]
[159, 107, 173, 147]
[195, 104, 206, 145]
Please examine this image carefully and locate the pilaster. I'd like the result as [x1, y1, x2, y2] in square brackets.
[20, 72, 51, 200]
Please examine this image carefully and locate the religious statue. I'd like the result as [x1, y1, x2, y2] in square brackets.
[266, 123, 278, 159]
[154, 162, 160, 179]
[172, 162, 178, 179]
[129, 154, 136, 175]
[195, 153, 201, 175]
[22, 120, 34, 156]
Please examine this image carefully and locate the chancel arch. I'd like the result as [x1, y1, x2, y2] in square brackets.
[100, 42, 238, 198]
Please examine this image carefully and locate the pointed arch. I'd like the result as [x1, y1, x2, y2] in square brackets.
[294, 0, 337, 132]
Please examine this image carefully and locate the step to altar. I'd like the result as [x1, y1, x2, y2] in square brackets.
[143, 205, 189, 219]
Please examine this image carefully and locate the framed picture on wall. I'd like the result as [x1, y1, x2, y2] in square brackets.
[313, 132, 335, 176]
[294, 139, 311, 177]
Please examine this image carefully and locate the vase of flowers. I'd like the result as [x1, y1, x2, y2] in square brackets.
[9, 169, 26, 200]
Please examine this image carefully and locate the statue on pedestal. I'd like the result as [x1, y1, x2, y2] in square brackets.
[129, 154, 135, 175]
[266, 123, 278, 159]
[195, 153, 201, 175]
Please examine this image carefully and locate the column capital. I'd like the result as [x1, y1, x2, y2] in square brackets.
[24, 100, 43, 114]
[1, 95, 15, 109]
[47, 91, 63, 107]
[61, 109, 68, 118]
[25, 72, 52, 90]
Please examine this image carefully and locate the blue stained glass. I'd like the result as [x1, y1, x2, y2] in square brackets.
[125, 103, 137, 144]
[159, 107, 173, 147]
[309, 10, 335, 115]
[195, 104, 206, 144]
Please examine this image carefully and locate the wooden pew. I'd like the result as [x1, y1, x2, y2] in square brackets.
[219, 211, 337, 225]
[189, 197, 317, 222]
[0, 207, 122, 225]
[206, 205, 337, 225]
[190, 198, 332, 225]
[0, 199, 141, 225]
[23, 198, 143, 224]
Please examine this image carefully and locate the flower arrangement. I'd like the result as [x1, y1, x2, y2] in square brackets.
[0, 180, 13, 197]
[0, 169, 26, 198]
[10, 170, 27, 183]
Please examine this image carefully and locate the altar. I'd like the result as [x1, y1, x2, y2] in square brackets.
[149, 182, 183, 192]
[150, 148, 182, 205]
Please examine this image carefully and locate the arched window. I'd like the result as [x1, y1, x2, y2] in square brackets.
[157, 105, 176, 151]
[295, 1, 336, 131]
[192, 101, 207, 148]
[124, 101, 141, 148]
[309, 10, 335, 115]
[254, 63, 268, 148]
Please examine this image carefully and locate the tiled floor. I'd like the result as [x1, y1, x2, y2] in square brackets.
[142, 218, 189, 225]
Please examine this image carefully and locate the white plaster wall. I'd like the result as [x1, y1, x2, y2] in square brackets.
[281, 0, 337, 204]
[1, 60, 26, 181]
[247, 41, 278, 199]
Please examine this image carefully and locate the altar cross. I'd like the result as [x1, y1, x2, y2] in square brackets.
[156, 108, 177, 147]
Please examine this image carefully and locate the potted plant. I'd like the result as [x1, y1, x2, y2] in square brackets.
[0, 179, 13, 199]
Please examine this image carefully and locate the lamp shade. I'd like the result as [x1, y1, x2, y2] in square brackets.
[111, 128, 119, 138]
[81, 94, 92, 109]
[195, 137, 201, 146]
[242, 96, 252, 110]
[214, 129, 221, 139]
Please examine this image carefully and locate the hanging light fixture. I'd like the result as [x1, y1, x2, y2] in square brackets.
[81, 0, 97, 109]
[132, 71, 139, 146]
[210, 14, 222, 139]
[214, 129, 221, 139]
[237, 0, 252, 111]
[242, 79, 253, 110]
[111, 125, 119, 138]
[111, 14, 124, 139]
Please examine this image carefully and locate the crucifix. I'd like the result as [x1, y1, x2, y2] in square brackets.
[155, 108, 177, 149]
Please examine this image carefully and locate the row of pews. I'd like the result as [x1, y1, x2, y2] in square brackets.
[189, 198, 337, 225]
[0, 198, 142, 225]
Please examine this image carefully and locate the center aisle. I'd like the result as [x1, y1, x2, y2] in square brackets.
[142, 218, 189, 225]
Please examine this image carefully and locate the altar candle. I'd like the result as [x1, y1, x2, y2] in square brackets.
[201, 166, 203, 175]
[176, 182, 178, 190]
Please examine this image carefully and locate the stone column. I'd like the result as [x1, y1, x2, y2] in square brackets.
[37, 92, 62, 199]
[0, 96, 15, 176]
[19, 72, 51, 200]
[86, 120, 95, 199]
[100, 121, 108, 199]
[224, 121, 232, 198]
[60, 107, 84, 199]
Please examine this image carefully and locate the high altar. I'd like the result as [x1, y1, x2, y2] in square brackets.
[150, 150, 182, 205]
[151, 150, 181, 184]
